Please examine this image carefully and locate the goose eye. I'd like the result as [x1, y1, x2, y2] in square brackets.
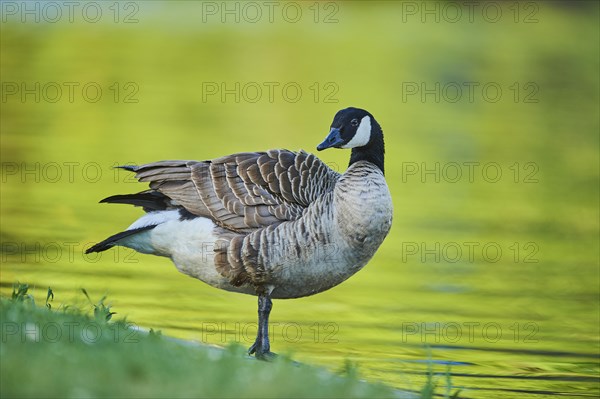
[350, 119, 359, 127]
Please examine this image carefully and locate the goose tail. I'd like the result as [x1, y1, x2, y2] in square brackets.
[100, 190, 170, 212]
[86, 226, 156, 254]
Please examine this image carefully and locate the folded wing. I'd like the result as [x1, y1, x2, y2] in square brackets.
[124, 150, 340, 232]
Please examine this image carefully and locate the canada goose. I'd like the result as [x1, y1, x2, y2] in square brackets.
[87, 107, 393, 358]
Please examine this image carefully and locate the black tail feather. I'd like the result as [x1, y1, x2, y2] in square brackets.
[86, 226, 156, 254]
[100, 191, 170, 212]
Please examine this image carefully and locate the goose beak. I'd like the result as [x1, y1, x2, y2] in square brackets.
[317, 128, 344, 151]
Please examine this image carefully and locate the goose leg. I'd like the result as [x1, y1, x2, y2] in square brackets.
[248, 294, 275, 360]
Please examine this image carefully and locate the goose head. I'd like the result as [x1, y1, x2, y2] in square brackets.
[317, 107, 385, 174]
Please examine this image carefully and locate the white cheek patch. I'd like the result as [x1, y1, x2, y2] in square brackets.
[341, 115, 371, 149]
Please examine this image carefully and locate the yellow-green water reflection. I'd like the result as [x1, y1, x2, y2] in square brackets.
[1, 2, 599, 398]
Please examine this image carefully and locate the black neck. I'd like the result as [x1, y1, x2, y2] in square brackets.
[349, 128, 385, 174]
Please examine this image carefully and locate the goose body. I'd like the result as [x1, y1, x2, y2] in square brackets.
[88, 107, 392, 357]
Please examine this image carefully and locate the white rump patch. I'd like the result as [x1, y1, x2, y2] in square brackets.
[342, 115, 371, 149]
[127, 210, 181, 230]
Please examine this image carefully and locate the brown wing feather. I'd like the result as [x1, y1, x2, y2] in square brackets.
[127, 150, 339, 233]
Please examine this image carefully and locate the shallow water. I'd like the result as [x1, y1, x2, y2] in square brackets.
[1, 2, 599, 398]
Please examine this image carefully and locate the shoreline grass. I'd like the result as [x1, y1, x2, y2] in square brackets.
[1, 284, 419, 399]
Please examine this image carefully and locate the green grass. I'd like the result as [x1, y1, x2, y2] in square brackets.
[0, 284, 429, 399]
